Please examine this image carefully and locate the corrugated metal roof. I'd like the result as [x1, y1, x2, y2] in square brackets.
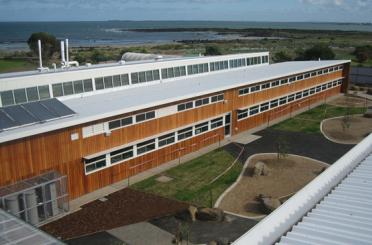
[277, 153, 372, 245]
[0, 60, 348, 143]
[0, 208, 64, 245]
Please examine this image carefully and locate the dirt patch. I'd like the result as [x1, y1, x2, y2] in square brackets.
[41, 188, 188, 240]
[328, 95, 372, 108]
[217, 154, 326, 217]
[322, 115, 372, 144]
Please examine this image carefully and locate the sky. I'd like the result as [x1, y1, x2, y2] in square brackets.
[0, 0, 371, 22]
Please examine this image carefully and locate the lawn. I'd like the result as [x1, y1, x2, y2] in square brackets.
[0, 59, 36, 73]
[271, 104, 367, 133]
[132, 149, 242, 208]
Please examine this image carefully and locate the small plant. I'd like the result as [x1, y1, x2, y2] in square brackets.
[275, 136, 290, 160]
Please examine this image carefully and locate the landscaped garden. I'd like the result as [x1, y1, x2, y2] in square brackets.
[132, 149, 242, 208]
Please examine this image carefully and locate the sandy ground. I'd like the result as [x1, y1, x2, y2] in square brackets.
[322, 115, 372, 144]
[327, 95, 372, 108]
[217, 154, 326, 217]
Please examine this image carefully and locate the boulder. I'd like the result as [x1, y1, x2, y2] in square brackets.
[188, 205, 198, 222]
[253, 161, 270, 177]
[196, 207, 225, 222]
[257, 194, 281, 214]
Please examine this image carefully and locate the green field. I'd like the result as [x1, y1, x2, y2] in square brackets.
[272, 104, 367, 133]
[132, 149, 242, 207]
[0, 59, 36, 73]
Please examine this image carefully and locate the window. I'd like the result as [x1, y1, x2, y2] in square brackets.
[121, 74, 129, 85]
[297, 75, 304, 81]
[238, 109, 248, 120]
[52, 83, 64, 97]
[83, 79, 93, 91]
[296, 92, 302, 99]
[260, 102, 269, 112]
[109, 116, 133, 130]
[158, 133, 176, 147]
[131, 73, 139, 84]
[311, 72, 317, 77]
[178, 127, 193, 141]
[95, 77, 105, 90]
[0, 90, 15, 106]
[323, 69, 328, 74]
[195, 122, 209, 135]
[317, 70, 323, 75]
[322, 84, 327, 90]
[304, 73, 310, 79]
[26, 87, 39, 101]
[62, 82, 73, 95]
[73, 80, 84, 94]
[329, 67, 334, 72]
[310, 88, 316, 94]
[85, 155, 107, 173]
[38, 85, 50, 99]
[187, 63, 208, 75]
[210, 61, 228, 72]
[279, 97, 287, 105]
[289, 77, 296, 83]
[104, 76, 113, 88]
[261, 83, 270, 89]
[110, 146, 133, 164]
[239, 87, 250, 96]
[178, 101, 194, 112]
[249, 106, 259, 116]
[270, 99, 278, 108]
[262, 55, 269, 63]
[271, 80, 280, 87]
[229, 58, 246, 69]
[211, 94, 224, 103]
[250, 85, 261, 93]
[211, 117, 223, 129]
[137, 139, 156, 155]
[327, 82, 332, 88]
[338, 80, 343, 85]
[316, 86, 322, 92]
[139, 72, 146, 83]
[136, 111, 155, 123]
[13, 88, 27, 104]
[113, 75, 121, 87]
[288, 94, 295, 102]
[195, 97, 209, 107]
[281, 79, 288, 85]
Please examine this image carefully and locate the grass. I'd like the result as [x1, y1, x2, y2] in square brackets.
[132, 149, 242, 207]
[0, 59, 36, 73]
[271, 104, 367, 133]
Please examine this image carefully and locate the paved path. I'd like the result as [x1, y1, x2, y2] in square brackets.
[225, 129, 354, 165]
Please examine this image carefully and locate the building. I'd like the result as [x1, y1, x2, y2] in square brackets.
[0, 52, 350, 225]
[233, 133, 372, 245]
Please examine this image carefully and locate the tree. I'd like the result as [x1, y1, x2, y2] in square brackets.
[27, 32, 58, 60]
[300, 44, 335, 61]
[353, 45, 372, 64]
[204, 45, 222, 56]
[275, 136, 290, 160]
[273, 51, 292, 62]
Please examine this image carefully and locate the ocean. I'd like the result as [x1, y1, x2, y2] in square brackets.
[0, 21, 371, 51]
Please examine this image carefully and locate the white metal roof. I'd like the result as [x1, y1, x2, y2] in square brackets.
[233, 133, 372, 245]
[277, 153, 372, 245]
[0, 60, 348, 144]
[0, 208, 63, 245]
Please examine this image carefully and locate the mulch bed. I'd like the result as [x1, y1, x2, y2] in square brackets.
[41, 188, 188, 240]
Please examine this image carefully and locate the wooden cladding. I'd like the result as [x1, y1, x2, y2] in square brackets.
[0, 67, 347, 199]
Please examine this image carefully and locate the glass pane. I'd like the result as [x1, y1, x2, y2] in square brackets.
[73, 80, 84, 94]
[104, 76, 113, 88]
[14, 88, 27, 104]
[113, 75, 121, 87]
[63, 82, 74, 95]
[26, 87, 39, 101]
[38, 85, 50, 99]
[121, 74, 129, 85]
[153, 70, 160, 80]
[139, 72, 146, 83]
[95, 77, 104, 90]
[161, 68, 168, 79]
[174, 67, 180, 77]
[83, 79, 93, 92]
[146, 71, 153, 81]
[167, 68, 174, 78]
[131, 73, 138, 84]
[0, 90, 15, 106]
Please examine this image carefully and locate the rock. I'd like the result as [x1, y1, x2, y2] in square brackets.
[188, 205, 198, 222]
[257, 194, 281, 214]
[196, 207, 225, 222]
[253, 161, 270, 177]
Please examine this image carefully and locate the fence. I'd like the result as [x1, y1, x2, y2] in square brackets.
[350, 67, 372, 85]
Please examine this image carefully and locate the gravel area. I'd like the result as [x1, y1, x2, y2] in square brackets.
[150, 214, 257, 245]
[327, 95, 372, 107]
[217, 154, 326, 217]
[225, 128, 354, 165]
[41, 188, 188, 240]
[322, 116, 372, 144]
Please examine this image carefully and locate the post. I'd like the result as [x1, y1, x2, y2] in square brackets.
[38, 40, 43, 69]
[65, 38, 69, 66]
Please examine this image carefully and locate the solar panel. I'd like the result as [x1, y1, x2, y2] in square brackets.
[0, 98, 75, 132]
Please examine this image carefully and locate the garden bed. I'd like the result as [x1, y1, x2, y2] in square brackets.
[321, 115, 372, 144]
[216, 154, 327, 217]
